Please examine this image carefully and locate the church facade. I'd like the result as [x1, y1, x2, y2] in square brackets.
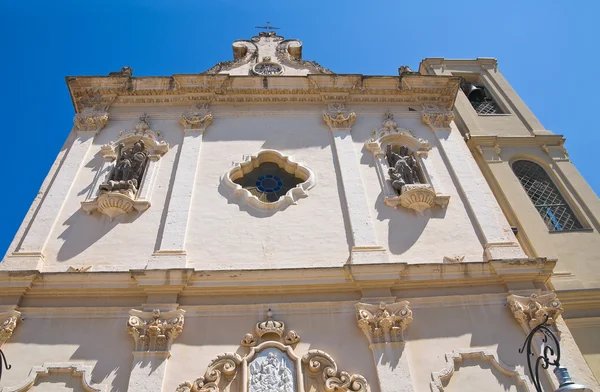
[0, 31, 598, 392]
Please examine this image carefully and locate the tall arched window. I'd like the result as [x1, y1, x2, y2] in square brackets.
[512, 160, 582, 231]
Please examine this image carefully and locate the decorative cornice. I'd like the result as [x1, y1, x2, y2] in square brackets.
[356, 301, 413, 345]
[179, 103, 213, 132]
[0, 310, 21, 346]
[421, 104, 455, 129]
[126, 308, 185, 352]
[323, 103, 356, 130]
[507, 293, 563, 330]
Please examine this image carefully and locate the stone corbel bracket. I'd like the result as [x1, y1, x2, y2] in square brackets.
[365, 114, 449, 213]
[421, 104, 455, 130]
[507, 292, 563, 331]
[323, 103, 356, 130]
[126, 308, 185, 353]
[241, 310, 300, 347]
[0, 310, 21, 347]
[356, 301, 413, 345]
[80, 114, 169, 219]
[179, 103, 213, 132]
[221, 149, 316, 212]
[2, 362, 109, 392]
[429, 349, 533, 392]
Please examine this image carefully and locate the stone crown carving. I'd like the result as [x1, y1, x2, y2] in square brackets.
[0, 310, 21, 346]
[242, 310, 300, 347]
[507, 292, 563, 330]
[421, 104, 455, 129]
[356, 302, 413, 345]
[126, 308, 185, 352]
[180, 103, 213, 131]
[323, 103, 356, 130]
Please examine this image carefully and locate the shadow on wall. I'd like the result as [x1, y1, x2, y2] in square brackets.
[445, 358, 527, 392]
[7, 317, 132, 392]
[56, 203, 142, 262]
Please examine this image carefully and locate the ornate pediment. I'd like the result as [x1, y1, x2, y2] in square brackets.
[176, 311, 369, 392]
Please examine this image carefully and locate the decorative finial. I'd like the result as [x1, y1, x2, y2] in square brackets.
[255, 21, 280, 31]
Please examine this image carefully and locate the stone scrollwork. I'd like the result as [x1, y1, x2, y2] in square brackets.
[126, 308, 185, 352]
[303, 350, 369, 392]
[507, 292, 563, 330]
[81, 113, 169, 220]
[365, 111, 449, 213]
[177, 312, 369, 392]
[180, 103, 213, 132]
[356, 301, 413, 345]
[421, 104, 455, 130]
[323, 103, 356, 130]
[176, 353, 243, 392]
[0, 310, 21, 346]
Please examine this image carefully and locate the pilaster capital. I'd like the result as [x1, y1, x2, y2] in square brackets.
[421, 104, 454, 130]
[507, 293, 563, 330]
[73, 110, 109, 134]
[179, 103, 213, 132]
[126, 308, 185, 352]
[323, 103, 356, 131]
[356, 301, 412, 345]
[0, 310, 21, 346]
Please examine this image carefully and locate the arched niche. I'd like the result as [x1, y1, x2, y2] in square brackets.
[365, 117, 449, 214]
[80, 114, 169, 220]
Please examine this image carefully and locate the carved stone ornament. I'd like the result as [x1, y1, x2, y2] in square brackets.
[507, 293, 563, 330]
[179, 103, 213, 131]
[126, 308, 185, 352]
[73, 109, 109, 134]
[81, 113, 169, 220]
[221, 150, 316, 212]
[253, 60, 284, 76]
[0, 310, 21, 346]
[365, 111, 449, 213]
[356, 301, 413, 345]
[241, 310, 300, 347]
[323, 103, 356, 130]
[177, 341, 369, 392]
[421, 104, 455, 129]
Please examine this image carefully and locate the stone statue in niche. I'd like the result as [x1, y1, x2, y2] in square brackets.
[249, 349, 295, 392]
[386, 145, 421, 193]
[99, 140, 148, 195]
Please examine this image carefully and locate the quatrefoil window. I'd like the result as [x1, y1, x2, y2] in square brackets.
[221, 150, 316, 211]
[234, 162, 303, 203]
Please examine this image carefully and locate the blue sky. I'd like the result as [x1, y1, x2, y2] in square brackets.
[0, 0, 598, 256]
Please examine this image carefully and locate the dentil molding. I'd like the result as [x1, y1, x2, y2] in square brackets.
[126, 308, 185, 352]
[507, 292, 563, 330]
[356, 301, 413, 345]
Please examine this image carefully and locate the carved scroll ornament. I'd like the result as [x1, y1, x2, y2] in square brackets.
[0, 310, 21, 347]
[303, 350, 368, 392]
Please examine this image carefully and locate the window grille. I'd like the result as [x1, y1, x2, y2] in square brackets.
[233, 161, 303, 203]
[512, 160, 582, 231]
[461, 83, 503, 115]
